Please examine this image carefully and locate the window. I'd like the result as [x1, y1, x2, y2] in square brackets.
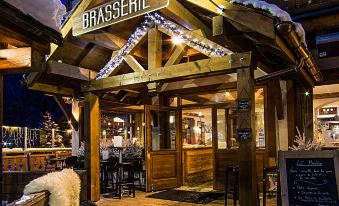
[182, 108, 212, 148]
[150, 110, 176, 151]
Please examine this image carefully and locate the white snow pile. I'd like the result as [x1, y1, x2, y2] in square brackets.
[4, 0, 66, 33]
[230, 0, 306, 46]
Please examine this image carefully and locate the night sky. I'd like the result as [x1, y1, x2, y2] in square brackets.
[3, 0, 70, 128]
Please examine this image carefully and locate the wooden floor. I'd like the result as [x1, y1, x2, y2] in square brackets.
[96, 184, 277, 206]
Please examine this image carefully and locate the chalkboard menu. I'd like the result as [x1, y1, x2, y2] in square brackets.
[279, 151, 339, 206]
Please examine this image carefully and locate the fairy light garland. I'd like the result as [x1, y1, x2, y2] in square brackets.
[96, 12, 231, 80]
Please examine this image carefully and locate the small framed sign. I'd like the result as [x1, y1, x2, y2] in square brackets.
[237, 128, 252, 141]
[237, 99, 251, 112]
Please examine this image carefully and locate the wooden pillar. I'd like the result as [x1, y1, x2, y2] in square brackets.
[286, 80, 295, 148]
[84, 92, 100, 201]
[0, 73, 3, 203]
[237, 63, 257, 205]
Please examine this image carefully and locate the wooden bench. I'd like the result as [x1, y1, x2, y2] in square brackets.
[2, 170, 87, 204]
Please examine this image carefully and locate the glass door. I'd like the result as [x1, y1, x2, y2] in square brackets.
[145, 105, 181, 191]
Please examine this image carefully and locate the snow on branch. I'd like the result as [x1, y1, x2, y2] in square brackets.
[4, 0, 66, 33]
[230, 0, 306, 46]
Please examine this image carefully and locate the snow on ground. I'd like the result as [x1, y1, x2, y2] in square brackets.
[4, 0, 66, 33]
[230, 0, 306, 46]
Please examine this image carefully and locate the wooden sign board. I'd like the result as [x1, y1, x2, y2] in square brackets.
[237, 99, 251, 112]
[279, 151, 339, 206]
[73, 0, 169, 36]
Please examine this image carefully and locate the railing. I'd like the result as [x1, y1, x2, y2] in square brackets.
[2, 148, 72, 172]
[2, 125, 72, 149]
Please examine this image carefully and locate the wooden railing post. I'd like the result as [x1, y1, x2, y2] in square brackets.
[84, 92, 100, 201]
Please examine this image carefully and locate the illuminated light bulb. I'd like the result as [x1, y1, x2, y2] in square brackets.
[216, 5, 225, 14]
[172, 36, 183, 44]
[225, 92, 230, 96]
[305, 91, 310, 96]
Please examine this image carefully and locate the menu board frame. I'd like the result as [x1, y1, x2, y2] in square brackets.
[279, 150, 339, 206]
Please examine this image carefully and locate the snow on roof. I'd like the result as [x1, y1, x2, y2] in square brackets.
[4, 0, 66, 33]
[230, 0, 306, 46]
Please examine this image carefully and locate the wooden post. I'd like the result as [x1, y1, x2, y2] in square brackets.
[237, 62, 257, 205]
[0, 73, 3, 203]
[24, 127, 28, 150]
[84, 92, 100, 201]
[148, 28, 162, 69]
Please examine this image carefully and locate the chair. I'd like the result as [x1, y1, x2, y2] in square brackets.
[44, 155, 57, 171]
[105, 156, 119, 192]
[132, 158, 144, 189]
[124, 157, 144, 189]
[225, 166, 239, 206]
[263, 167, 278, 206]
[225, 166, 260, 206]
[116, 162, 135, 198]
[65, 156, 78, 169]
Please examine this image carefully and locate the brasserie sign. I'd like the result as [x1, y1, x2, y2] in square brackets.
[73, 0, 169, 36]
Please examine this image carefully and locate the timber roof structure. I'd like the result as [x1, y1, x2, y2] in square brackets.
[26, 0, 322, 108]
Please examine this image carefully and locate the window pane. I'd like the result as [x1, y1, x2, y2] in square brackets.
[217, 109, 227, 149]
[255, 88, 265, 148]
[151, 110, 176, 151]
[182, 108, 212, 148]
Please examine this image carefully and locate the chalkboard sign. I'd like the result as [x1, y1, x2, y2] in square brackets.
[237, 99, 251, 112]
[279, 151, 339, 206]
[237, 128, 252, 141]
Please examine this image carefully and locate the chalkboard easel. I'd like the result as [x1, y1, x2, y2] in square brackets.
[279, 150, 339, 206]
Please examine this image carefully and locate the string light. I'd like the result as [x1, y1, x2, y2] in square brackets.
[172, 36, 183, 44]
[96, 12, 231, 80]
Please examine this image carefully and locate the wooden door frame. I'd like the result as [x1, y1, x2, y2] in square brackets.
[145, 105, 181, 191]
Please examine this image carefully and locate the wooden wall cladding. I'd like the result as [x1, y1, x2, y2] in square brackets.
[151, 154, 177, 179]
[2, 155, 27, 171]
[183, 147, 213, 185]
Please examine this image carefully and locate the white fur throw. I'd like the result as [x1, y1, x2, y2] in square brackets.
[24, 169, 81, 206]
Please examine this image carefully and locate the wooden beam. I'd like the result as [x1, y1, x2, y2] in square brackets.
[148, 28, 162, 69]
[78, 29, 147, 61]
[84, 92, 100, 201]
[124, 55, 145, 72]
[82, 52, 251, 92]
[29, 83, 74, 97]
[78, 29, 122, 50]
[186, 0, 275, 39]
[47, 61, 97, 81]
[272, 78, 284, 120]
[314, 92, 339, 99]
[50, 0, 93, 59]
[160, 0, 212, 36]
[0, 47, 31, 70]
[164, 44, 188, 66]
[31, 49, 46, 72]
[73, 42, 96, 66]
[237, 60, 257, 205]
[157, 24, 232, 57]
[163, 81, 237, 95]
[53, 95, 79, 131]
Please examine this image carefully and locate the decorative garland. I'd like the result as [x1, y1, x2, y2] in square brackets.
[96, 12, 231, 80]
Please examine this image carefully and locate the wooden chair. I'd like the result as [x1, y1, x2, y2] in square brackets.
[225, 166, 239, 206]
[65, 156, 78, 169]
[116, 162, 135, 198]
[44, 156, 57, 171]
